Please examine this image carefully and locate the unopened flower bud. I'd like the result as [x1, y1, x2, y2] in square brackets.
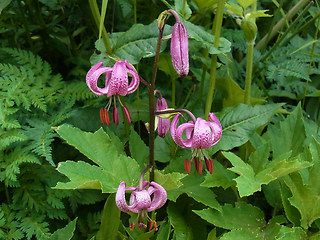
[168, 9, 189, 77]
[241, 18, 257, 42]
[156, 97, 170, 138]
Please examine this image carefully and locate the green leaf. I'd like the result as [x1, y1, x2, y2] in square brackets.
[55, 125, 140, 192]
[248, 10, 272, 19]
[167, 174, 221, 211]
[154, 171, 185, 191]
[213, 103, 283, 151]
[96, 193, 120, 240]
[156, 222, 171, 240]
[48, 218, 77, 240]
[0, 0, 12, 14]
[201, 160, 236, 189]
[167, 202, 193, 240]
[158, 53, 179, 80]
[276, 226, 307, 240]
[183, 20, 231, 55]
[267, 105, 306, 159]
[194, 202, 265, 231]
[154, 136, 172, 163]
[223, 151, 311, 197]
[174, 0, 192, 19]
[225, 3, 243, 17]
[129, 127, 149, 168]
[237, 0, 256, 9]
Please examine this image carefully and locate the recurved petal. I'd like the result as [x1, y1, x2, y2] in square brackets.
[126, 62, 140, 94]
[171, 114, 193, 148]
[191, 118, 213, 149]
[86, 63, 112, 96]
[115, 182, 131, 213]
[146, 182, 167, 212]
[107, 61, 129, 97]
[176, 122, 195, 148]
[208, 113, 222, 145]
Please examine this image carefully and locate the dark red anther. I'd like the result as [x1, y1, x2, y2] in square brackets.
[193, 156, 198, 171]
[198, 160, 203, 175]
[104, 109, 110, 126]
[204, 156, 210, 171]
[100, 108, 106, 124]
[113, 107, 119, 125]
[210, 159, 214, 174]
[123, 105, 131, 124]
[184, 159, 191, 174]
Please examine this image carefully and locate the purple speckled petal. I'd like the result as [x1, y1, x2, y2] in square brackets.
[107, 61, 129, 97]
[156, 97, 170, 138]
[115, 182, 131, 213]
[171, 114, 188, 148]
[125, 60, 140, 94]
[128, 190, 152, 213]
[208, 113, 222, 145]
[191, 118, 213, 149]
[86, 62, 112, 96]
[171, 22, 189, 77]
[146, 182, 167, 212]
[176, 122, 195, 148]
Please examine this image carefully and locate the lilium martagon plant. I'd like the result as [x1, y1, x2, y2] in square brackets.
[116, 165, 167, 231]
[86, 60, 140, 125]
[171, 112, 222, 175]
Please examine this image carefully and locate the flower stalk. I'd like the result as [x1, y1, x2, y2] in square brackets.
[204, 0, 225, 119]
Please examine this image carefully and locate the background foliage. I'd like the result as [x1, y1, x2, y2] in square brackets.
[1, 0, 320, 239]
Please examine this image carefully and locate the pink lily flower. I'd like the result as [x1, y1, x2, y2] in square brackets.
[171, 113, 222, 174]
[116, 181, 167, 231]
[156, 97, 170, 138]
[168, 9, 189, 77]
[86, 60, 140, 125]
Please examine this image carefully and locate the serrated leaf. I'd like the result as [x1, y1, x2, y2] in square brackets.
[167, 174, 221, 211]
[48, 218, 77, 240]
[223, 151, 311, 197]
[201, 160, 236, 189]
[154, 171, 185, 191]
[55, 125, 140, 192]
[248, 10, 272, 19]
[129, 127, 149, 168]
[194, 202, 265, 231]
[96, 194, 120, 240]
[276, 226, 307, 240]
[212, 103, 283, 151]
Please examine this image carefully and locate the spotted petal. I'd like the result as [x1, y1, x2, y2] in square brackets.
[86, 62, 112, 96]
[115, 181, 132, 213]
[208, 113, 222, 145]
[171, 114, 194, 148]
[191, 118, 214, 149]
[146, 182, 167, 212]
[107, 61, 129, 97]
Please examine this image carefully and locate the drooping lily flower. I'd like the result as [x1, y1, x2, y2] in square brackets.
[167, 9, 189, 77]
[156, 96, 171, 138]
[86, 60, 140, 125]
[116, 181, 167, 231]
[171, 112, 222, 174]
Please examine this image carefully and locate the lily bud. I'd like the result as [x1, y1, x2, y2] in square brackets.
[168, 9, 189, 76]
[241, 17, 257, 42]
[156, 97, 170, 138]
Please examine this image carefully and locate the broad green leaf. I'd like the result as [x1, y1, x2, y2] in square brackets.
[194, 202, 265, 231]
[267, 105, 306, 159]
[94, 21, 172, 65]
[207, 229, 218, 240]
[212, 103, 283, 151]
[129, 128, 148, 168]
[156, 222, 171, 240]
[182, 20, 231, 55]
[55, 125, 140, 192]
[225, 3, 243, 17]
[237, 0, 256, 9]
[223, 151, 311, 197]
[174, 0, 192, 19]
[276, 226, 307, 240]
[154, 136, 172, 163]
[167, 174, 221, 211]
[167, 202, 193, 240]
[0, 0, 11, 14]
[96, 193, 120, 240]
[201, 160, 236, 189]
[216, 76, 265, 108]
[158, 53, 179, 80]
[154, 171, 185, 191]
[283, 172, 320, 229]
[192, 0, 218, 14]
[48, 218, 77, 240]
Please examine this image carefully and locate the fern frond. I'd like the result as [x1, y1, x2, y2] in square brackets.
[0, 204, 24, 240]
[19, 214, 50, 240]
[63, 81, 98, 102]
[23, 119, 55, 166]
[0, 129, 26, 150]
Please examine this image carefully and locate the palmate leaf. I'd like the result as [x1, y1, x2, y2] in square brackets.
[223, 151, 312, 197]
[54, 124, 140, 192]
[211, 103, 283, 152]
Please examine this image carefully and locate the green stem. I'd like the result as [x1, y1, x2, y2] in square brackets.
[172, 77, 176, 108]
[88, 0, 112, 54]
[148, 24, 166, 182]
[204, 0, 225, 119]
[244, 41, 254, 104]
[302, 15, 320, 108]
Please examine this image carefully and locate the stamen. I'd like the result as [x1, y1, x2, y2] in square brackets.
[113, 107, 119, 125]
[184, 159, 191, 174]
[138, 222, 147, 230]
[104, 109, 110, 126]
[153, 221, 158, 231]
[193, 156, 198, 171]
[198, 160, 203, 175]
[100, 108, 106, 124]
[105, 97, 112, 111]
[129, 222, 135, 231]
[123, 106, 131, 124]
[148, 220, 154, 231]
